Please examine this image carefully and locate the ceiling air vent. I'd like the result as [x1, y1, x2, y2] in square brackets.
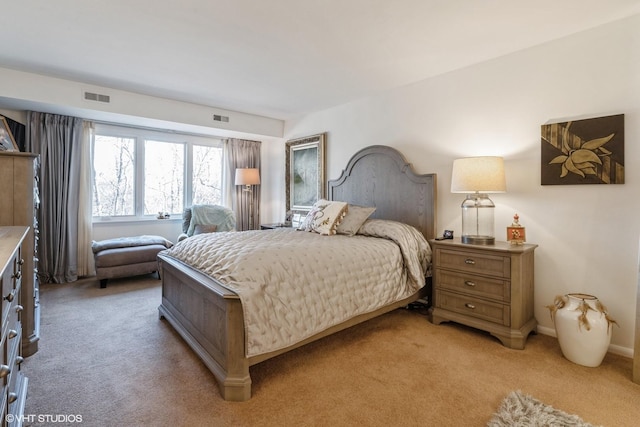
[84, 91, 111, 103]
[213, 114, 229, 123]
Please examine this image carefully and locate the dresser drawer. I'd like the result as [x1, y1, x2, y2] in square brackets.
[0, 334, 6, 387]
[0, 385, 6, 420]
[434, 270, 510, 302]
[6, 326, 23, 401]
[6, 321, 21, 370]
[1, 253, 18, 331]
[435, 248, 511, 278]
[435, 289, 510, 326]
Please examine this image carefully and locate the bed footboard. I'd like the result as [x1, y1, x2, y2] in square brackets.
[157, 254, 252, 401]
[157, 252, 430, 402]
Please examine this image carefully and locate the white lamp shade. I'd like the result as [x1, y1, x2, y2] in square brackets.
[235, 168, 261, 186]
[451, 156, 506, 193]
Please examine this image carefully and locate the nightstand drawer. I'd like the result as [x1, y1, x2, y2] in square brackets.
[435, 248, 510, 278]
[435, 290, 510, 326]
[434, 270, 510, 302]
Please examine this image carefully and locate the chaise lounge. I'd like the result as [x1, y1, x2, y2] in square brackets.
[92, 235, 174, 288]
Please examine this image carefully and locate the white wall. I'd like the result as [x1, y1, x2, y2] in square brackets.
[2, 13, 637, 355]
[92, 219, 183, 243]
[0, 70, 287, 240]
[279, 14, 640, 355]
[0, 67, 284, 138]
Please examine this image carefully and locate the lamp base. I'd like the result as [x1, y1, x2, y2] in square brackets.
[461, 235, 495, 245]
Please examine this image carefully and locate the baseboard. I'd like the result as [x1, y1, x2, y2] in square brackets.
[536, 325, 633, 359]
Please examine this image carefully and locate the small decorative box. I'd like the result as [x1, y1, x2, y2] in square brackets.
[507, 213, 526, 245]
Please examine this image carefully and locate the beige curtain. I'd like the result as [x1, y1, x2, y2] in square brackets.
[223, 138, 261, 231]
[77, 121, 95, 277]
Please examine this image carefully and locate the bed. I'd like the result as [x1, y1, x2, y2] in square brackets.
[157, 145, 437, 401]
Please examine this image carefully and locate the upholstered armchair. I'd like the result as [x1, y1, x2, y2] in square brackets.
[177, 204, 236, 242]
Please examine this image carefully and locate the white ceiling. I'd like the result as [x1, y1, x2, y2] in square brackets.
[2, 0, 640, 120]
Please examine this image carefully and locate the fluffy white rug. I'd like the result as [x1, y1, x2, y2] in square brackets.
[488, 391, 600, 427]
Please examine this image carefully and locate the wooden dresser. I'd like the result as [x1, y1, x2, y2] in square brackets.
[0, 226, 29, 424]
[430, 238, 537, 349]
[0, 152, 40, 357]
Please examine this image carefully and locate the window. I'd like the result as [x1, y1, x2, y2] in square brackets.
[92, 124, 223, 219]
[144, 139, 184, 215]
[192, 144, 223, 205]
[93, 134, 135, 216]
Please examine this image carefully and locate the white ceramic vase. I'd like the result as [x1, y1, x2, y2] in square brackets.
[549, 293, 615, 367]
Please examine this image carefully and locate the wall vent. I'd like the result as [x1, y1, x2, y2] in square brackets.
[213, 114, 229, 123]
[84, 91, 111, 103]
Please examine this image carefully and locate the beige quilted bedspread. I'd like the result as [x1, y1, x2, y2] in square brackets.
[162, 219, 431, 357]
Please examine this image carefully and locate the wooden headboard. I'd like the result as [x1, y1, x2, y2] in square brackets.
[327, 145, 437, 240]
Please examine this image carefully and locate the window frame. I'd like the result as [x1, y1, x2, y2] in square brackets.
[92, 123, 223, 222]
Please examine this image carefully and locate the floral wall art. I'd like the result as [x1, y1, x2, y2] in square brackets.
[541, 114, 624, 185]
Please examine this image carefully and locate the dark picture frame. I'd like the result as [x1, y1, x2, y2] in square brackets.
[285, 133, 326, 213]
[541, 114, 624, 185]
[0, 116, 18, 152]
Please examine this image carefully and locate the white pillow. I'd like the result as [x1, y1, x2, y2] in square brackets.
[336, 205, 376, 236]
[298, 199, 348, 235]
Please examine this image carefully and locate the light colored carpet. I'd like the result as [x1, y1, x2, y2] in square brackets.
[23, 275, 640, 426]
[488, 390, 600, 427]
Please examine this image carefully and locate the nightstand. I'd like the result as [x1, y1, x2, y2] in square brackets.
[260, 223, 291, 230]
[429, 238, 537, 349]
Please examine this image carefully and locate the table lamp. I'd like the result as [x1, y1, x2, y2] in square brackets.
[451, 156, 506, 245]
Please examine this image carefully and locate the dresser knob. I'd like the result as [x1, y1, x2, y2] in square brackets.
[15, 305, 23, 313]
[8, 329, 18, 339]
[464, 303, 476, 310]
[464, 259, 475, 265]
[4, 292, 14, 302]
[464, 281, 476, 287]
[12, 271, 21, 280]
[15, 356, 24, 366]
[0, 365, 11, 378]
[7, 392, 17, 404]
[18, 258, 25, 265]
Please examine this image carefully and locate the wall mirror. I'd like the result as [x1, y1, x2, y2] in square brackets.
[285, 133, 326, 218]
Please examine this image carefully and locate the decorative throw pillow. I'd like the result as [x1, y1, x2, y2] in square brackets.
[194, 224, 217, 235]
[298, 201, 325, 231]
[298, 199, 348, 235]
[336, 205, 376, 236]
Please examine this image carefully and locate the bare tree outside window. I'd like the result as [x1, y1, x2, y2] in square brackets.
[193, 145, 223, 205]
[92, 124, 224, 219]
[145, 140, 184, 215]
[92, 135, 135, 216]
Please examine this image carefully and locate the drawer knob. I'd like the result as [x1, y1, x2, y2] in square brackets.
[8, 329, 18, 339]
[464, 280, 476, 287]
[8, 392, 17, 404]
[465, 303, 476, 310]
[0, 365, 11, 378]
[15, 305, 23, 313]
[12, 270, 21, 280]
[464, 258, 476, 265]
[15, 356, 24, 366]
[18, 258, 25, 265]
[4, 292, 14, 302]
